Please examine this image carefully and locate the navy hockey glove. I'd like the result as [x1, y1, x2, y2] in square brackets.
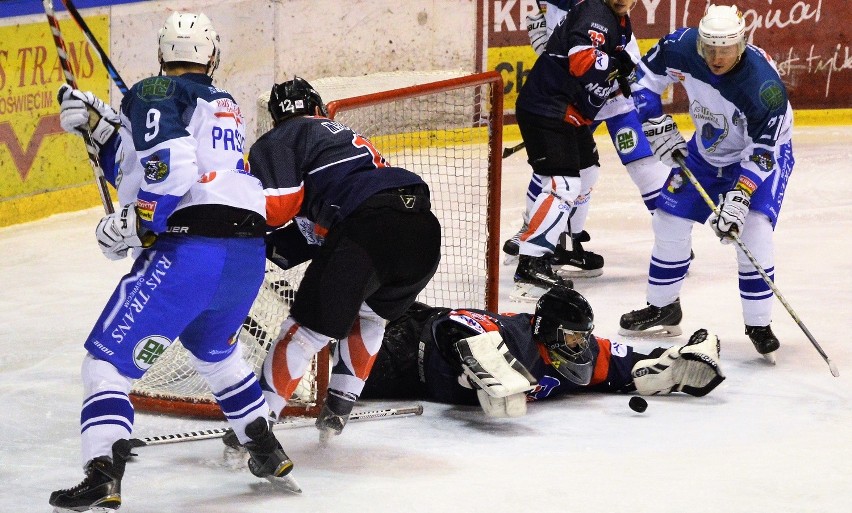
[709, 189, 751, 244]
[57, 84, 120, 146]
[642, 115, 687, 168]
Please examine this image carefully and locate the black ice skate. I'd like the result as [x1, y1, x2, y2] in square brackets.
[510, 255, 573, 302]
[502, 223, 527, 264]
[745, 325, 780, 364]
[244, 417, 295, 479]
[551, 231, 604, 278]
[315, 390, 356, 444]
[619, 299, 683, 337]
[49, 439, 133, 513]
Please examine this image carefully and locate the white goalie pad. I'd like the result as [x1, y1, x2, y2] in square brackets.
[455, 331, 537, 398]
[476, 390, 528, 418]
[631, 329, 725, 397]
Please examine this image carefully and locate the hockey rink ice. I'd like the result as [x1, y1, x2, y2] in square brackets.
[1, 125, 850, 512]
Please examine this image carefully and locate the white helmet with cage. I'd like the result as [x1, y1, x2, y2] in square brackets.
[697, 5, 746, 58]
[158, 12, 220, 76]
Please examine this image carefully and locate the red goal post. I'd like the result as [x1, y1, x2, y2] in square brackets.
[129, 70, 504, 419]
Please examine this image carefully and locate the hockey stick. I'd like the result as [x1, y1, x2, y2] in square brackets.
[128, 404, 424, 448]
[58, 0, 129, 94]
[43, 0, 114, 214]
[502, 141, 526, 158]
[672, 152, 839, 377]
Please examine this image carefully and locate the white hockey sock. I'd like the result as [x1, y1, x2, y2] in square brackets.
[738, 212, 775, 326]
[80, 354, 134, 466]
[625, 156, 670, 212]
[647, 210, 693, 307]
[189, 349, 270, 444]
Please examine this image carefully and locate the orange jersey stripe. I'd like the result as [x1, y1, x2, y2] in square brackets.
[589, 336, 612, 386]
[568, 46, 598, 78]
[265, 188, 304, 227]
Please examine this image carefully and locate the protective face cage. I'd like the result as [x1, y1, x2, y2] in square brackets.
[533, 287, 596, 385]
[544, 328, 594, 386]
[268, 77, 329, 125]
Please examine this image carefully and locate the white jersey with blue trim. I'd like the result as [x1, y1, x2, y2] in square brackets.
[115, 73, 265, 233]
[636, 28, 793, 186]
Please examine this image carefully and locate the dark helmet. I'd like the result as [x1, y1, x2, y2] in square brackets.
[267, 76, 328, 125]
[532, 287, 595, 385]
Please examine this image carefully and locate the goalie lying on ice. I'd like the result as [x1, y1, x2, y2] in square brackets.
[359, 287, 725, 418]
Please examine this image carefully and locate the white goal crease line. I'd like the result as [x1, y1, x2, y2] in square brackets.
[128, 404, 424, 447]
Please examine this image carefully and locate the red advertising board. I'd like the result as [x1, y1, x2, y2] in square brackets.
[477, 0, 851, 113]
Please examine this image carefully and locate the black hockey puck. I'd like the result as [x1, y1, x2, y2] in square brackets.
[629, 396, 648, 413]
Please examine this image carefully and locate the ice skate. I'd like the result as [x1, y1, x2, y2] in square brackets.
[502, 223, 527, 264]
[619, 299, 683, 337]
[243, 417, 301, 493]
[745, 325, 779, 364]
[551, 231, 604, 278]
[510, 255, 573, 302]
[315, 392, 356, 444]
[49, 440, 133, 513]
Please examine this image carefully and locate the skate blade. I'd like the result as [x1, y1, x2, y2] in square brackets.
[265, 473, 303, 494]
[318, 427, 338, 446]
[618, 325, 683, 338]
[509, 283, 549, 303]
[53, 508, 116, 513]
[761, 352, 777, 365]
[555, 266, 603, 278]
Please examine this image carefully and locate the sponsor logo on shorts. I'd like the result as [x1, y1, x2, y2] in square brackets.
[136, 199, 157, 222]
[133, 335, 171, 371]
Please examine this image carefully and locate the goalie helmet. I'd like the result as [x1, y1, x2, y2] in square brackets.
[268, 77, 329, 125]
[532, 287, 595, 386]
[158, 12, 221, 76]
[697, 5, 746, 58]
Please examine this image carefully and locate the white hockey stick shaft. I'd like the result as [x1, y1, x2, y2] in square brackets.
[673, 152, 838, 377]
[129, 404, 424, 447]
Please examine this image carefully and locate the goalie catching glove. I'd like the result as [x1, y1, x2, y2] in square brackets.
[454, 331, 538, 418]
[57, 84, 120, 146]
[642, 114, 688, 168]
[709, 189, 751, 244]
[631, 329, 725, 397]
[95, 204, 155, 260]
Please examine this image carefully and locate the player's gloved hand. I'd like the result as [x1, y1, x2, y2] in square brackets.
[709, 189, 751, 244]
[642, 114, 687, 167]
[95, 204, 154, 260]
[631, 87, 663, 120]
[526, 11, 548, 56]
[564, 104, 593, 127]
[58, 84, 120, 145]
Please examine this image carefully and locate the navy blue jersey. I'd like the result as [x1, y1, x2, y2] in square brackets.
[516, 0, 633, 122]
[249, 116, 426, 235]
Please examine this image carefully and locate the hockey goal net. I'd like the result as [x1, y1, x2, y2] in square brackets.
[129, 70, 504, 418]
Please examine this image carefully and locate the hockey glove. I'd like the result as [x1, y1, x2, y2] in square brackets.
[709, 189, 751, 244]
[95, 204, 154, 260]
[526, 11, 548, 56]
[642, 114, 687, 168]
[58, 84, 120, 146]
[612, 50, 635, 98]
[564, 104, 593, 127]
[631, 329, 725, 397]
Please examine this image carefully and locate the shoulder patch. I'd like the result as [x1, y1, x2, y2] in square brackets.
[759, 81, 785, 111]
[137, 77, 176, 102]
[141, 149, 171, 183]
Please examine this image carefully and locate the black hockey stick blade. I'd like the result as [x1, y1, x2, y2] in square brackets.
[502, 141, 525, 158]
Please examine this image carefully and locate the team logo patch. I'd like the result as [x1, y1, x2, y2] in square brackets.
[528, 374, 562, 400]
[133, 335, 171, 371]
[615, 127, 638, 154]
[666, 171, 685, 193]
[137, 77, 175, 101]
[749, 150, 775, 172]
[142, 149, 170, 183]
[759, 81, 785, 110]
[690, 101, 728, 152]
[610, 341, 628, 357]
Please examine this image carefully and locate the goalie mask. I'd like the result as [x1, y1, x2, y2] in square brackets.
[532, 287, 595, 386]
[158, 12, 221, 77]
[268, 77, 329, 125]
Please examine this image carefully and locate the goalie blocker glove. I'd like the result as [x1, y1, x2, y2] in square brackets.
[57, 84, 120, 146]
[631, 329, 725, 397]
[454, 331, 537, 418]
[642, 114, 687, 168]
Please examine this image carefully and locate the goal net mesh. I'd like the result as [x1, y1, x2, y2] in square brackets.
[129, 70, 503, 418]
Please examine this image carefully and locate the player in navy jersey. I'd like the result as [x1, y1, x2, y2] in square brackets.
[618, 5, 794, 361]
[358, 287, 724, 418]
[505, 0, 670, 281]
[51, 13, 293, 511]
[248, 77, 441, 441]
[509, 0, 638, 301]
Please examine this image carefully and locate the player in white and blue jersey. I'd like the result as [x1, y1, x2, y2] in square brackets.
[51, 13, 293, 512]
[504, 0, 670, 280]
[618, 5, 794, 361]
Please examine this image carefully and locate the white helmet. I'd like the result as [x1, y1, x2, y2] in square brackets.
[158, 12, 220, 76]
[697, 5, 746, 57]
